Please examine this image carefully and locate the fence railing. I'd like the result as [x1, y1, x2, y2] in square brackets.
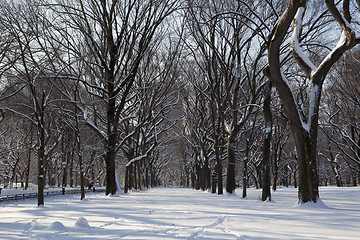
[0, 187, 106, 202]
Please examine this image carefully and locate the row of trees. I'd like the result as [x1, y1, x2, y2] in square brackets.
[179, 0, 360, 204]
[0, 0, 359, 206]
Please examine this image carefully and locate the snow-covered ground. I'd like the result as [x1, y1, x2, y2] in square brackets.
[0, 186, 359, 240]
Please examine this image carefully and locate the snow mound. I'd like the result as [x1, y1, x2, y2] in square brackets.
[75, 217, 90, 228]
[46, 221, 67, 231]
[294, 198, 329, 209]
[225, 192, 238, 197]
[107, 193, 121, 198]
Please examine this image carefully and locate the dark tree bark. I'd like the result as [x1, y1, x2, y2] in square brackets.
[37, 93, 46, 206]
[242, 156, 248, 199]
[124, 166, 129, 193]
[211, 170, 217, 194]
[215, 132, 223, 195]
[226, 132, 237, 194]
[262, 80, 272, 202]
[69, 143, 74, 187]
[25, 123, 33, 190]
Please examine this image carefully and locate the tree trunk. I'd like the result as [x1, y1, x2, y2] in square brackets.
[251, 171, 259, 189]
[211, 170, 217, 194]
[352, 173, 357, 187]
[25, 152, 31, 190]
[258, 166, 263, 189]
[124, 166, 129, 193]
[200, 166, 205, 191]
[216, 160, 223, 194]
[150, 163, 155, 187]
[331, 162, 342, 187]
[195, 163, 200, 190]
[191, 171, 195, 189]
[69, 146, 74, 187]
[61, 138, 67, 188]
[136, 160, 141, 190]
[105, 108, 117, 195]
[129, 164, 135, 190]
[78, 137, 85, 200]
[242, 158, 248, 198]
[104, 74, 118, 195]
[295, 133, 319, 203]
[205, 158, 210, 190]
[25, 124, 33, 190]
[262, 80, 272, 201]
[145, 165, 149, 188]
[215, 137, 223, 194]
[11, 165, 17, 189]
[37, 127, 45, 206]
[80, 171, 85, 200]
[105, 149, 117, 195]
[272, 152, 278, 191]
[226, 133, 236, 194]
[186, 170, 190, 187]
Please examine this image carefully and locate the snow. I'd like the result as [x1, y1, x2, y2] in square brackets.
[291, 7, 317, 73]
[224, 120, 232, 134]
[0, 187, 359, 239]
[265, 121, 272, 134]
[46, 221, 68, 232]
[126, 154, 147, 167]
[305, 82, 321, 132]
[301, 121, 310, 133]
[293, 197, 328, 209]
[75, 217, 90, 228]
[317, 30, 347, 72]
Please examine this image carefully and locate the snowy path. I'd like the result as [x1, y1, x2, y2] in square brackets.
[0, 187, 359, 239]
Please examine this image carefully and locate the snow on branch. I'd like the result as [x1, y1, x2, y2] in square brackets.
[290, 7, 317, 77]
[126, 140, 157, 168]
[316, 31, 347, 76]
[313, 0, 359, 83]
[81, 107, 107, 140]
[126, 155, 147, 167]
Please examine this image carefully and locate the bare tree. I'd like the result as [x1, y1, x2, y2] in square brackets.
[181, 78, 214, 191]
[0, 0, 68, 206]
[53, 0, 179, 195]
[267, 0, 360, 203]
[322, 49, 360, 186]
[262, 81, 272, 201]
